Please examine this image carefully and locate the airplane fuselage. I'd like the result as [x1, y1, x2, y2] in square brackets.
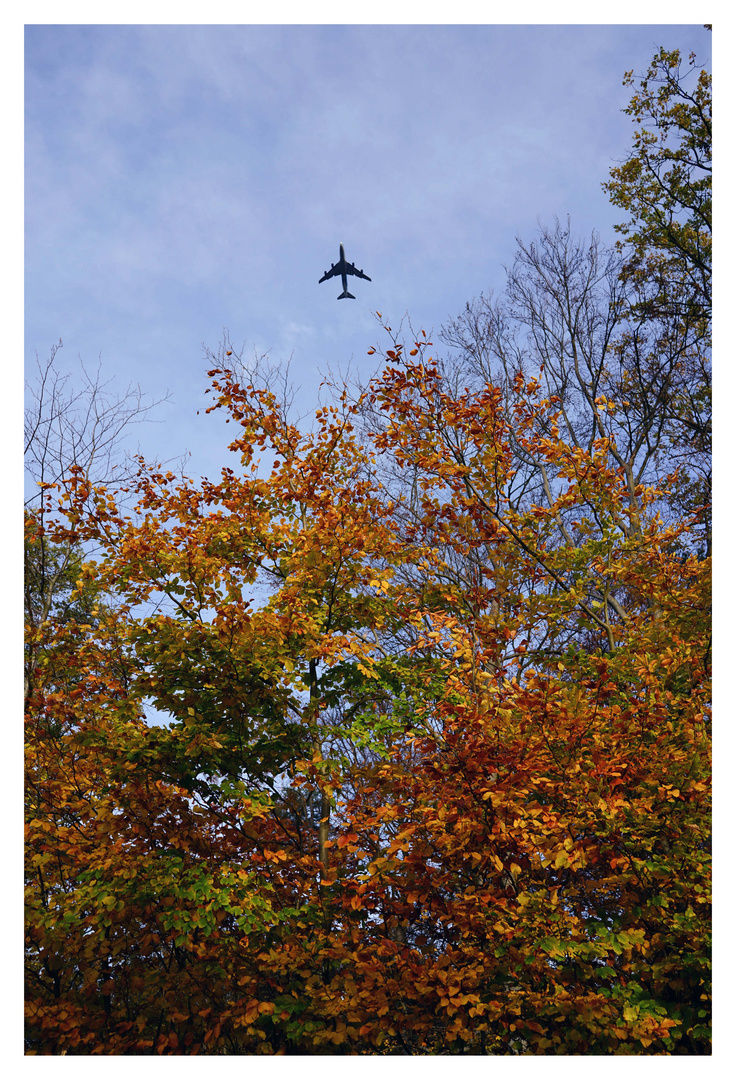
[338, 244, 349, 297]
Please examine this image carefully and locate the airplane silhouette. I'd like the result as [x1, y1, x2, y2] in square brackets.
[319, 243, 371, 299]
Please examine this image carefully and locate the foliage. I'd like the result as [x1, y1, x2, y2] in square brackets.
[604, 45, 711, 330]
[24, 343, 168, 705]
[604, 45, 711, 551]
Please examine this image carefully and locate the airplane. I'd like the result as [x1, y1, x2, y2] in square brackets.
[319, 243, 371, 299]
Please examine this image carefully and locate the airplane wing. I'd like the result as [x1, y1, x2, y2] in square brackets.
[319, 266, 339, 283]
[345, 263, 371, 281]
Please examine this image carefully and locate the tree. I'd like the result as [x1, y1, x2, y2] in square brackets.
[435, 42, 711, 568]
[604, 45, 711, 332]
[24, 350, 419, 1054]
[350, 342, 710, 1053]
[603, 44, 711, 553]
[26, 338, 710, 1054]
[24, 344, 169, 705]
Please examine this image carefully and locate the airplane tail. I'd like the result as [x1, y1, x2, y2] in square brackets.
[338, 290, 356, 300]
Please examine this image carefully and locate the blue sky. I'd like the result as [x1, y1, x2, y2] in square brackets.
[24, 20, 712, 483]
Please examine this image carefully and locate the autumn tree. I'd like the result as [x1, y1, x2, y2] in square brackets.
[604, 45, 711, 333]
[24, 344, 169, 705]
[25, 343, 423, 1052]
[345, 341, 710, 1053]
[26, 333, 710, 1054]
[604, 43, 711, 553]
[436, 42, 710, 572]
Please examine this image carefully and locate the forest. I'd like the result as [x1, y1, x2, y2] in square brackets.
[25, 43, 711, 1055]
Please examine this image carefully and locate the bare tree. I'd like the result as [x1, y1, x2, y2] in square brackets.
[25, 340, 171, 509]
[354, 216, 709, 674]
[441, 217, 710, 550]
[24, 342, 171, 704]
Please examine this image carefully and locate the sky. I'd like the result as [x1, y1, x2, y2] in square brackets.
[24, 19, 712, 485]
